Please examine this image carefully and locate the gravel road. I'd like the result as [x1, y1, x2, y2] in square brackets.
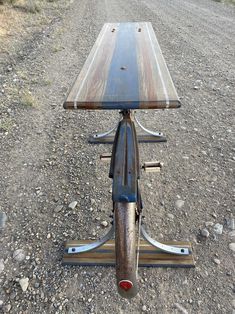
[0, 0, 234, 313]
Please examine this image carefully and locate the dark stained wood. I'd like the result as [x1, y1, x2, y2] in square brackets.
[64, 22, 180, 110]
[63, 240, 195, 267]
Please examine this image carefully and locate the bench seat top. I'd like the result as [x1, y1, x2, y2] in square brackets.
[64, 22, 180, 110]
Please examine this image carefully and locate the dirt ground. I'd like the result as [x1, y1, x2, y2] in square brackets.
[0, 0, 234, 313]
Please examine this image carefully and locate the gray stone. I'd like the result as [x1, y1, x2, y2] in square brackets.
[54, 205, 63, 213]
[13, 249, 26, 262]
[19, 278, 29, 292]
[142, 305, 147, 312]
[101, 221, 108, 227]
[0, 300, 3, 308]
[229, 231, 235, 241]
[232, 299, 235, 309]
[4, 304, 11, 312]
[0, 259, 4, 273]
[227, 218, 235, 230]
[213, 223, 223, 235]
[34, 282, 40, 288]
[213, 258, 220, 265]
[167, 213, 174, 220]
[229, 243, 235, 252]
[174, 303, 188, 314]
[201, 228, 210, 238]
[205, 221, 214, 227]
[68, 201, 78, 210]
[175, 200, 185, 209]
[90, 198, 96, 205]
[0, 212, 7, 229]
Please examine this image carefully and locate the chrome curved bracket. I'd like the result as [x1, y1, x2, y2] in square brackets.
[91, 117, 121, 139]
[134, 114, 163, 137]
[67, 223, 115, 254]
[141, 225, 190, 255]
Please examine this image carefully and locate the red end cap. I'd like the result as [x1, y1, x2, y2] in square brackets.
[119, 280, 133, 291]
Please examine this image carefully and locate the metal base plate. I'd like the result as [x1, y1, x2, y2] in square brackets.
[89, 134, 167, 144]
[63, 240, 195, 267]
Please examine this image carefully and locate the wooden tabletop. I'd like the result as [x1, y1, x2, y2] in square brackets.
[64, 22, 180, 110]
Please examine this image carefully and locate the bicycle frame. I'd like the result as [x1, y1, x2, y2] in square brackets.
[65, 109, 191, 298]
[110, 110, 140, 204]
[110, 110, 140, 297]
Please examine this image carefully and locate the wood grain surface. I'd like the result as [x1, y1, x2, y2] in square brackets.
[64, 22, 180, 110]
[63, 240, 195, 267]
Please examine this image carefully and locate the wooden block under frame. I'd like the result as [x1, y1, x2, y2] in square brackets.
[63, 240, 195, 268]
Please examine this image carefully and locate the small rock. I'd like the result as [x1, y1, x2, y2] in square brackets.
[4, 304, 11, 312]
[174, 303, 188, 314]
[90, 198, 96, 205]
[35, 187, 41, 195]
[213, 223, 223, 235]
[34, 282, 40, 288]
[54, 205, 63, 213]
[205, 221, 214, 227]
[19, 278, 29, 292]
[232, 299, 235, 309]
[0, 259, 4, 273]
[68, 201, 78, 210]
[167, 213, 174, 220]
[175, 200, 185, 209]
[229, 231, 235, 241]
[0, 300, 3, 307]
[193, 86, 199, 90]
[13, 249, 26, 262]
[229, 243, 235, 252]
[227, 218, 235, 230]
[101, 221, 108, 227]
[201, 228, 210, 238]
[213, 258, 220, 265]
[0, 212, 7, 229]
[47, 233, 51, 239]
[142, 305, 147, 312]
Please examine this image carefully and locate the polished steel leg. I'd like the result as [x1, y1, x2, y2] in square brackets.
[134, 113, 165, 139]
[67, 223, 115, 254]
[89, 116, 122, 143]
[141, 225, 190, 255]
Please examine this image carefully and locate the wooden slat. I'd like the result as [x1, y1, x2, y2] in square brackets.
[64, 22, 180, 110]
[63, 240, 195, 268]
